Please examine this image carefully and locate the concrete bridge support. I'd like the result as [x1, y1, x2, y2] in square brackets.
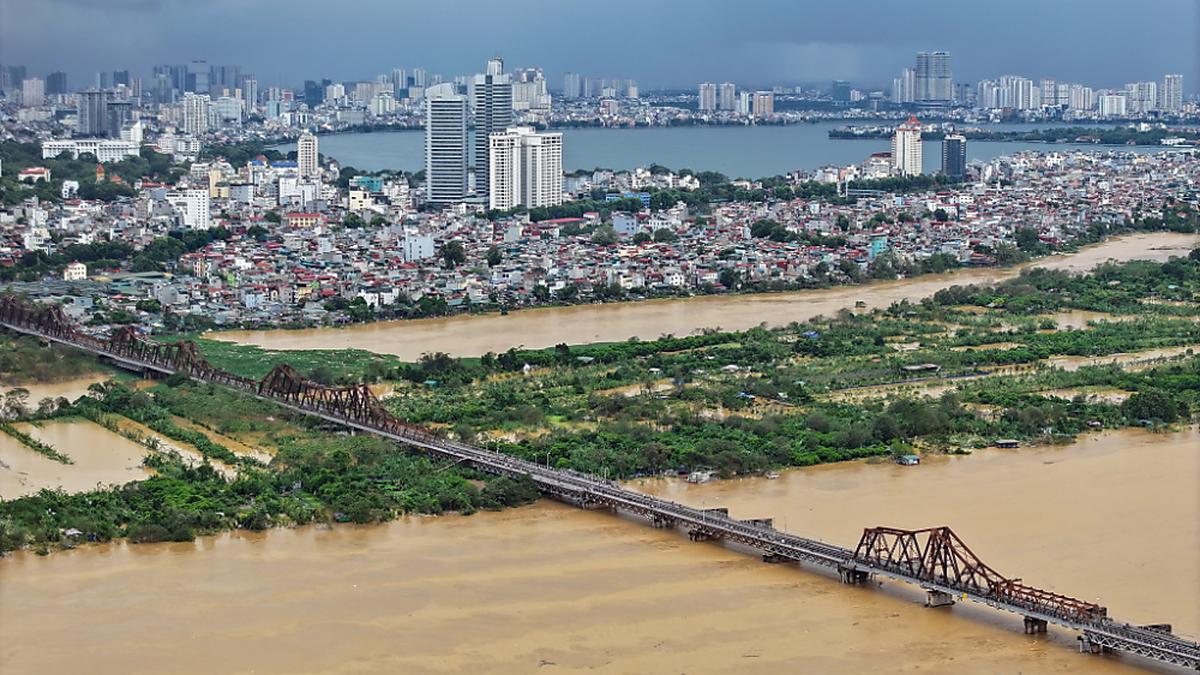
[838, 565, 871, 584]
[1023, 617, 1048, 634]
[1078, 634, 1112, 655]
[924, 589, 956, 608]
[762, 553, 791, 564]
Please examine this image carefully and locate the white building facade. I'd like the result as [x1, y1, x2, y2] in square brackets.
[487, 127, 563, 211]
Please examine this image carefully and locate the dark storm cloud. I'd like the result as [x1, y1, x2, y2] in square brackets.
[1, 0, 1195, 90]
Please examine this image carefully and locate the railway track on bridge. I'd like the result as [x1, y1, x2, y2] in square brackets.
[2, 296, 1197, 671]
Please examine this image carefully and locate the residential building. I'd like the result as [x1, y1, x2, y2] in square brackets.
[63, 262, 87, 281]
[166, 188, 211, 229]
[562, 72, 582, 99]
[21, 77, 44, 107]
[1161, 74, 1183, 112]
[698, 82, 716, 111]
[892, 115, 923, 177]
[752, 91, 774, 117]
[297, 130, 319, 179]
[718, 82, 736, 111]
[183, 92, 211, 135]
[487, 127, 563, 210]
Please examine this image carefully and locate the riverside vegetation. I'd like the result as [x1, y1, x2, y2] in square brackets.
[2, 253, 1199, 554]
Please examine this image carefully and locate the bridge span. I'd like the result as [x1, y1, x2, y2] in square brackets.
[2, 296, 1197, 671]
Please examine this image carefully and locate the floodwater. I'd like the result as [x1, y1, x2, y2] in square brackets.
[1, 427, 1196, 674]
[0, 373, 109, 407]
[213, 233, 1200, 360]
[0, 418, 151, 499]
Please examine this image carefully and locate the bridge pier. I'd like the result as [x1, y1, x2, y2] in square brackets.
[1023, 617, 1048, 634]
[762, 553, 791, 564]
[837, 565, 870, 584]
[1078, 634, 1112, 655]
[651, 515, 676, 529]
[924, 589, 956, 608]
[688, 529, 717, 542]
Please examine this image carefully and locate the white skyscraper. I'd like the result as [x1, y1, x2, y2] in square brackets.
[297, 130, 319, 179]
[891, 115, 923, 177]
[487, 127, 563, 211]
[425, 82, 468, 204]
[1161, 74, 1183, 112]
[698, 82, 716, 111]
[182, 92, 211, 135]
[718, 82, 736, 110]
[473, 58, 513, 203]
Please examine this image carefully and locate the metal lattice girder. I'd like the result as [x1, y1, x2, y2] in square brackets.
[854, 526, 1107, 623]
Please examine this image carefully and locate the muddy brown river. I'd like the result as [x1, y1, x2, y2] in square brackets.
[2, 427, 1196, 674]
[213, 233, 1200, 360]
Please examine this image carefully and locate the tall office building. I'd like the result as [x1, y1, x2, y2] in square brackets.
[915, 51, 952, 105]
[752, 91, 774, 117]
[472, 58, 513, 203]
[941, 134, 966, 180]
[891, 115, 923, 177]
[831, 80, 852, 102]
[698, 82, 717, 111]
[487, 127, 563, 210]
[563, 72, 583, 99]
[718, 82, 737, 111]
[21, 78, 44, 107]
[425, 82, 468, 204]
[297, 130, 320, 179]
[1161, 74, 1183, 112]
[187, 60, 209, 93]
[46, 71, 67, 95]
[626, 81, 639, 99]
[183, 92, 211, 135]
[106, 100, 133, 138]
[76, 89, 109, 136]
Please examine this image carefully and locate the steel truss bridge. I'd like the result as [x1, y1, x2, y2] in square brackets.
[2, 295, 1197, 671]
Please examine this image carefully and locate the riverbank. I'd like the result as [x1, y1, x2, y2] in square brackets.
[211, 232, 1200, 360]
[830, 125, 1200, 146]
[1, 425, 1193, 674]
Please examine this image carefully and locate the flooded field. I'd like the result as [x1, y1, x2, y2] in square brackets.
[1, 427, 1195, 674]
[0, 418, 152, 499]
[212, 233, 1200, 360]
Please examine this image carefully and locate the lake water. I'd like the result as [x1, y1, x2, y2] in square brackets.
[2, 426, 1195, 674]
[213, 232, 1200, 361]
[271, 121, 1163, 178]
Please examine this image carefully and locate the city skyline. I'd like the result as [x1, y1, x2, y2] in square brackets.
[0, 0, 1196, 91]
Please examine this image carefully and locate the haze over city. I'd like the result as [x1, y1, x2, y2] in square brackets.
[1, 0, 1197, 88]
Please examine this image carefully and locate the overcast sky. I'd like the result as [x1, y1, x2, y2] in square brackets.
[1, 0, 1196, 91]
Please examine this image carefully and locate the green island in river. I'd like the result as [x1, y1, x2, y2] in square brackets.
[2, 251, 1199, 555]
